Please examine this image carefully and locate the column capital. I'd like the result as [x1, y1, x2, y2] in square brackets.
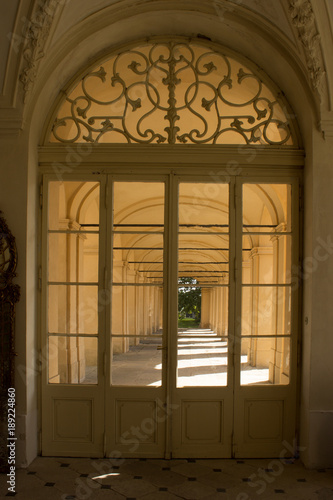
[249, 246, 273, 259]
[270, 222, 287, 242]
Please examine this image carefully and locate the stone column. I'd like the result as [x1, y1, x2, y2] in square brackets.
[200, 288, 211, 329]
[127, 267, 136, 346]
[158, 286, 163, 332]
[269, 223, 290, 384]
[111, 260, 125, 354]
[248, 246, 273, 368]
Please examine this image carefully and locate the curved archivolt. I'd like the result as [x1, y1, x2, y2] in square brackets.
[48, 40, 297, 146]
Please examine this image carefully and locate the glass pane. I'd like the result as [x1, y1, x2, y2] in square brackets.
[178, 182, 229, 311]
[112, 233, 163, 284]
[48, 285, 98, 334]
[111, 285, 163, 336]
[111, 336, 162, 386]
[49, 336, 97, 384]
[177, 333, 228, 387]
[178, 234, 229, 285]
[242, 184, 291, 233]
[48, 233, 99, 282]
[242, 235, 292, 284]
[241, 337, 290, 385]
[113, 182, 164, 227]
[177, 182, 229, 387]
[177, 285, 228, 387]
[179, 183, 229, 232]
[241, 286, 291, 335]
[48, 181, 100, 231]
[111, 182, 165, 387]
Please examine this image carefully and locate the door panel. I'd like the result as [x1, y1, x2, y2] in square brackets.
[108, 389, 166, 457]
[105, 180, 167, 457]
[171, 181, 233, 458]
[233, 180, 298, 457]
[42, 179, 105, 456]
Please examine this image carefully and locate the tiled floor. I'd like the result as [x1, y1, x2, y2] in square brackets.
[1, 457, 332, 499]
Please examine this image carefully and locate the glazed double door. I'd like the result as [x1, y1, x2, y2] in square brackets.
[41, 173, 300, 458]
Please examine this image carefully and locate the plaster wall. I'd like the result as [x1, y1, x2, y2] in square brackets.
[302, 130, 333, 467]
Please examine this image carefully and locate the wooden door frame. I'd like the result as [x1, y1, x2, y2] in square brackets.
[39, 145, 303, 458]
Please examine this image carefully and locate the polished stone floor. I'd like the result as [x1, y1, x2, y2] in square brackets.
[1, 456, 333, 499]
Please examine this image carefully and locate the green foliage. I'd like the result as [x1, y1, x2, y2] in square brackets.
[178, 277, 201, 322]
[178, 317, 200, 328]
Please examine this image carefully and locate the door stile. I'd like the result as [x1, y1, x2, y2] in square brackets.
[232, 177, 246, 458]
[234, 179, 244, 381]
[40, 174, 49, 453]
[98, 175, 108, 455]
[289, 178, 300, 449]
[229, 177, 238, 457]
[104, 175, 113, 457]
[167, 174, 180, 458]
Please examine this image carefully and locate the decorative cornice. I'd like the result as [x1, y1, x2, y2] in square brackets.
[288, 0, 325, 94]
[19, 0, 61, 103]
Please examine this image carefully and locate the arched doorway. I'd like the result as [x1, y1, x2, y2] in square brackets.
[39, 39, 303, 458]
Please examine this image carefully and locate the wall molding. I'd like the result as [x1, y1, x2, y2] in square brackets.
[19, 0, 63, 103]
[288, 0, 326, 95]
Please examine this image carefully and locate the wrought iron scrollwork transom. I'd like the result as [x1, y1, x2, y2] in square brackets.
[50, 41, 295, 146]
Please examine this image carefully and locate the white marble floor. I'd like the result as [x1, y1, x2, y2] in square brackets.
[1, 456, 332, 499]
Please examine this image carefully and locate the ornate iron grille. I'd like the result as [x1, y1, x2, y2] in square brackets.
[50, 41, 295, 146]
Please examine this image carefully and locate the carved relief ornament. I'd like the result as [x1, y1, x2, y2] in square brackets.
[288, 0, 325, 93]
[19, 0, 61, 102]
